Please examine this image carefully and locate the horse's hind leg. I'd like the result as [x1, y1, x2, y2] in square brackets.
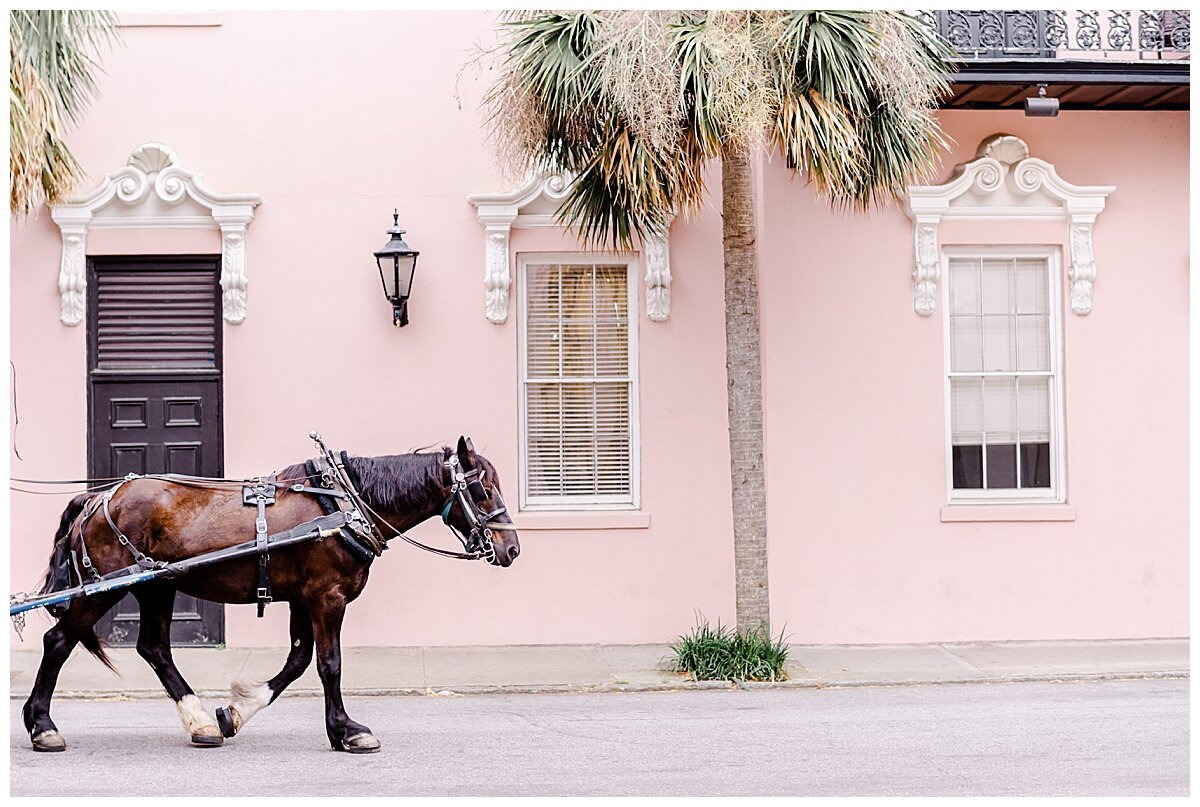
[21, 590, 123, 752]
[131, 583, 223, 747]
[216, 601, 314, 738]
[310, 596, 380, 753]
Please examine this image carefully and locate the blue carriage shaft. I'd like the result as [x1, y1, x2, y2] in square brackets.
[10, 511, 353, 617]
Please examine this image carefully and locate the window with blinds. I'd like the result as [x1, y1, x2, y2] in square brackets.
[519, 257, 638, 508]
[944, 249, 1064, 500]
[91, 261, 221, 371]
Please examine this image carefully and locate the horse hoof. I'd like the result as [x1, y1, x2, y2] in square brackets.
[190, 730, 225, 747]
[339, 732, 381, 754]
[31, 730, 66, 752]
[215, 706, 238, 738]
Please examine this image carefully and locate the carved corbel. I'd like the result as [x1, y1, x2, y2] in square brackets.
[643, 228, 672, 322]
[219, 224, 248, 323]
[58, 226, 88, 325]
[913, 220, 940, 316]
[484, 224, 512, 323]
[1067, 220, 1097, 315]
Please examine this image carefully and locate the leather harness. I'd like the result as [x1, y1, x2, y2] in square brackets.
[244, 434, 384, 617]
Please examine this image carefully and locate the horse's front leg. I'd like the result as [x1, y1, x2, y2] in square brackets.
[310, 595, 380, 753]
[21, 590, 123, 752]
[216, 601, 314, 738]
[131, 583, 223, 747]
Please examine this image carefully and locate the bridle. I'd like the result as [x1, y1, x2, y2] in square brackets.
[308, 431, 514, 564]
[439, 453, 515, 564]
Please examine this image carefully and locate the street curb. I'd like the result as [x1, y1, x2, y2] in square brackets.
[29, 669, 1189, 701]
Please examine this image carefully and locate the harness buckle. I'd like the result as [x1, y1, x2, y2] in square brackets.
[256, 587, 272, 603]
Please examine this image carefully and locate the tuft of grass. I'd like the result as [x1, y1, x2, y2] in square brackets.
[669, 618, 789, 682]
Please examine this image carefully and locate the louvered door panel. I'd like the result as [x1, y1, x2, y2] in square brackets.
[94, 267, 219, 370]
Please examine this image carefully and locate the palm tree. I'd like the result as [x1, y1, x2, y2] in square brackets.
[487, 11, 952, 635]
[10, 10, 118, 217]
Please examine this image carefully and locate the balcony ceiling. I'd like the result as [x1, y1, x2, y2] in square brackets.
[944, 59, 1190, 111]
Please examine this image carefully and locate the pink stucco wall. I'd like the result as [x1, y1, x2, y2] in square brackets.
[8, 12, 1188, 648]
[761, 109, 1189, 643]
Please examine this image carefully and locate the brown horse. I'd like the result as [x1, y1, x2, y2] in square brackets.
[21, 436, 519, 753]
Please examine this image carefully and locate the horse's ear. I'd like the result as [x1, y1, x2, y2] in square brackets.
[457, 436, 476, 469]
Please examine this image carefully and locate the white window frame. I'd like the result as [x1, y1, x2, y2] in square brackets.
[517, 252, 641, 511]
[942, 245, 1067, 504]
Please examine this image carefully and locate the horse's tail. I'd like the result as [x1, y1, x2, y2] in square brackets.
[38, 493, 90, 598]
[38, 493, 117, 673]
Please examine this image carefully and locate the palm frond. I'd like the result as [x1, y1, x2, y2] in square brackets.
[483, 9, 953, 244]
[10, 10, 118, 124]
[9, 10, 118, 215]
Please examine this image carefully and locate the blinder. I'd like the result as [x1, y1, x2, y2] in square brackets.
[441, 454, 511, 563]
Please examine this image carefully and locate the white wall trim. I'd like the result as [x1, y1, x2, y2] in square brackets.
[905, 134, 1114, 316]
[468, 173, 673, 323]
[49, 143, 264, 325]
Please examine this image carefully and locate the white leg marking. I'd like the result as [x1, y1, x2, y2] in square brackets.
[227, 679, 273, 733]
[175, 694, 221, 738]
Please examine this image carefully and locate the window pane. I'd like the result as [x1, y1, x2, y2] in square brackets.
[1016, 314, 1050, 372]
[1017, 376, 1051, 441]
[982, 315, 1015, 372]
[984, 377, 1017, 444]
[952, 445, 983, 489]
[950, 315, 982, 372]
[525, 264, 562, 319]
[986, 444, 1017, 488]
[950, 377, 983, 445]
[949, 258, 980, 314]
[1020, 443, 1052, 488]
[1015, 259, 1048, 314]
[981, 259, 1013, 314]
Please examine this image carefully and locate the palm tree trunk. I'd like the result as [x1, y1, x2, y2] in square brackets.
[721, 147, 769, 635]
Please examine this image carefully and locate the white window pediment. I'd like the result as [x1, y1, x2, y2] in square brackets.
[905, 134, 1114, 316]
[50, 143, 263, 325]
[468, 173, 672, 323]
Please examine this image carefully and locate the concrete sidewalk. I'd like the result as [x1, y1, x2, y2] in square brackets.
[9, 638, 1188, 700]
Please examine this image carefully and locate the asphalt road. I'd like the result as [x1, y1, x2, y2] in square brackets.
[9, 679, 1188, 796]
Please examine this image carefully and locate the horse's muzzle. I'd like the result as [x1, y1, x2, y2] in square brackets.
[490, 538, 520, 567]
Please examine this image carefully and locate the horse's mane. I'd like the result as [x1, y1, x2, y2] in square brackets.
[279, 448, 451, 514]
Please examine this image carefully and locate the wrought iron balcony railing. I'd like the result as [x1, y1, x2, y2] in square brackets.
[920, 10, 1190, 61]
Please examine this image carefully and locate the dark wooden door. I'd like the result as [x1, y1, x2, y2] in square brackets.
[88, 256, 225, 646]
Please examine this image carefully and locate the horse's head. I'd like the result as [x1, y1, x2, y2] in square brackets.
[443, 436, 520, 568]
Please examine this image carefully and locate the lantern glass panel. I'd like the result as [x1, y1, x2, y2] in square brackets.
[395, 254, 417, 298]
[376, 254, 399, 299]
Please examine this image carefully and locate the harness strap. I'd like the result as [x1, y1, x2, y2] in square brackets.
[303, 458, 377, 563]
[102, 479, 167, 573]
[75, 495, 104, 584]
[243, 476, 276, 618]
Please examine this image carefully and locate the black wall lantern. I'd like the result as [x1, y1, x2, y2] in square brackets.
[374, 210, 419, 327]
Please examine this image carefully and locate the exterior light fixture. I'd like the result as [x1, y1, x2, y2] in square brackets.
[1024, 84, 1060, 117]
[373, 210, 419, 327]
